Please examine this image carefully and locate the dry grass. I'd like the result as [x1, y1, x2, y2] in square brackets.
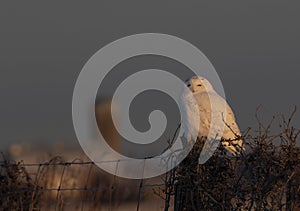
[0, 153, 42, 210]
[161, 108, 300, 210]
[1, 109, 300, 210]
[0, 155, 162, 210]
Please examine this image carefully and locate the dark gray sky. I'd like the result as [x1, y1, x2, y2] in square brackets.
[1, 1, 299, 149]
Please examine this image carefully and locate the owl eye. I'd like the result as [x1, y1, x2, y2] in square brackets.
[197, 84, 202, 87]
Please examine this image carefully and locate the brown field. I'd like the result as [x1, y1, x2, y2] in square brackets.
[1, 110, 300, 210]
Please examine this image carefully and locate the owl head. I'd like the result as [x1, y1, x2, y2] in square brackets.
[185, 76, 214, 93]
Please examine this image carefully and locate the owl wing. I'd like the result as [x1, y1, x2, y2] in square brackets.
[223, 103, 240, 137]
[180, 89, 243, 164]
[222, 103, 244, 154]
[197, 92, 243, 163]
[196, 92, 225, 163]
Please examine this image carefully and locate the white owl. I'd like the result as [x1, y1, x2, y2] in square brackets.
[180, 76, 243, 163]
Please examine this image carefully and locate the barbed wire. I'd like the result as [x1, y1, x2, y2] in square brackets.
[1, 156, 168, 210]
[0, 155, 178, 167]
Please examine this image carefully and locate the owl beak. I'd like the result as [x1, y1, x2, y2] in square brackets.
[190, 86, 194, 92]
[191, 81, 196, 92]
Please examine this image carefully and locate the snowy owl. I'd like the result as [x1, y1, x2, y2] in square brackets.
[180, 76, 243, 163]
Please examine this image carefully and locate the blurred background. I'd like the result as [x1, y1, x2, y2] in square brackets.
[1, 1, 300, 154]
[0, 1, 299, 210]
[0, 1, 299, 168]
